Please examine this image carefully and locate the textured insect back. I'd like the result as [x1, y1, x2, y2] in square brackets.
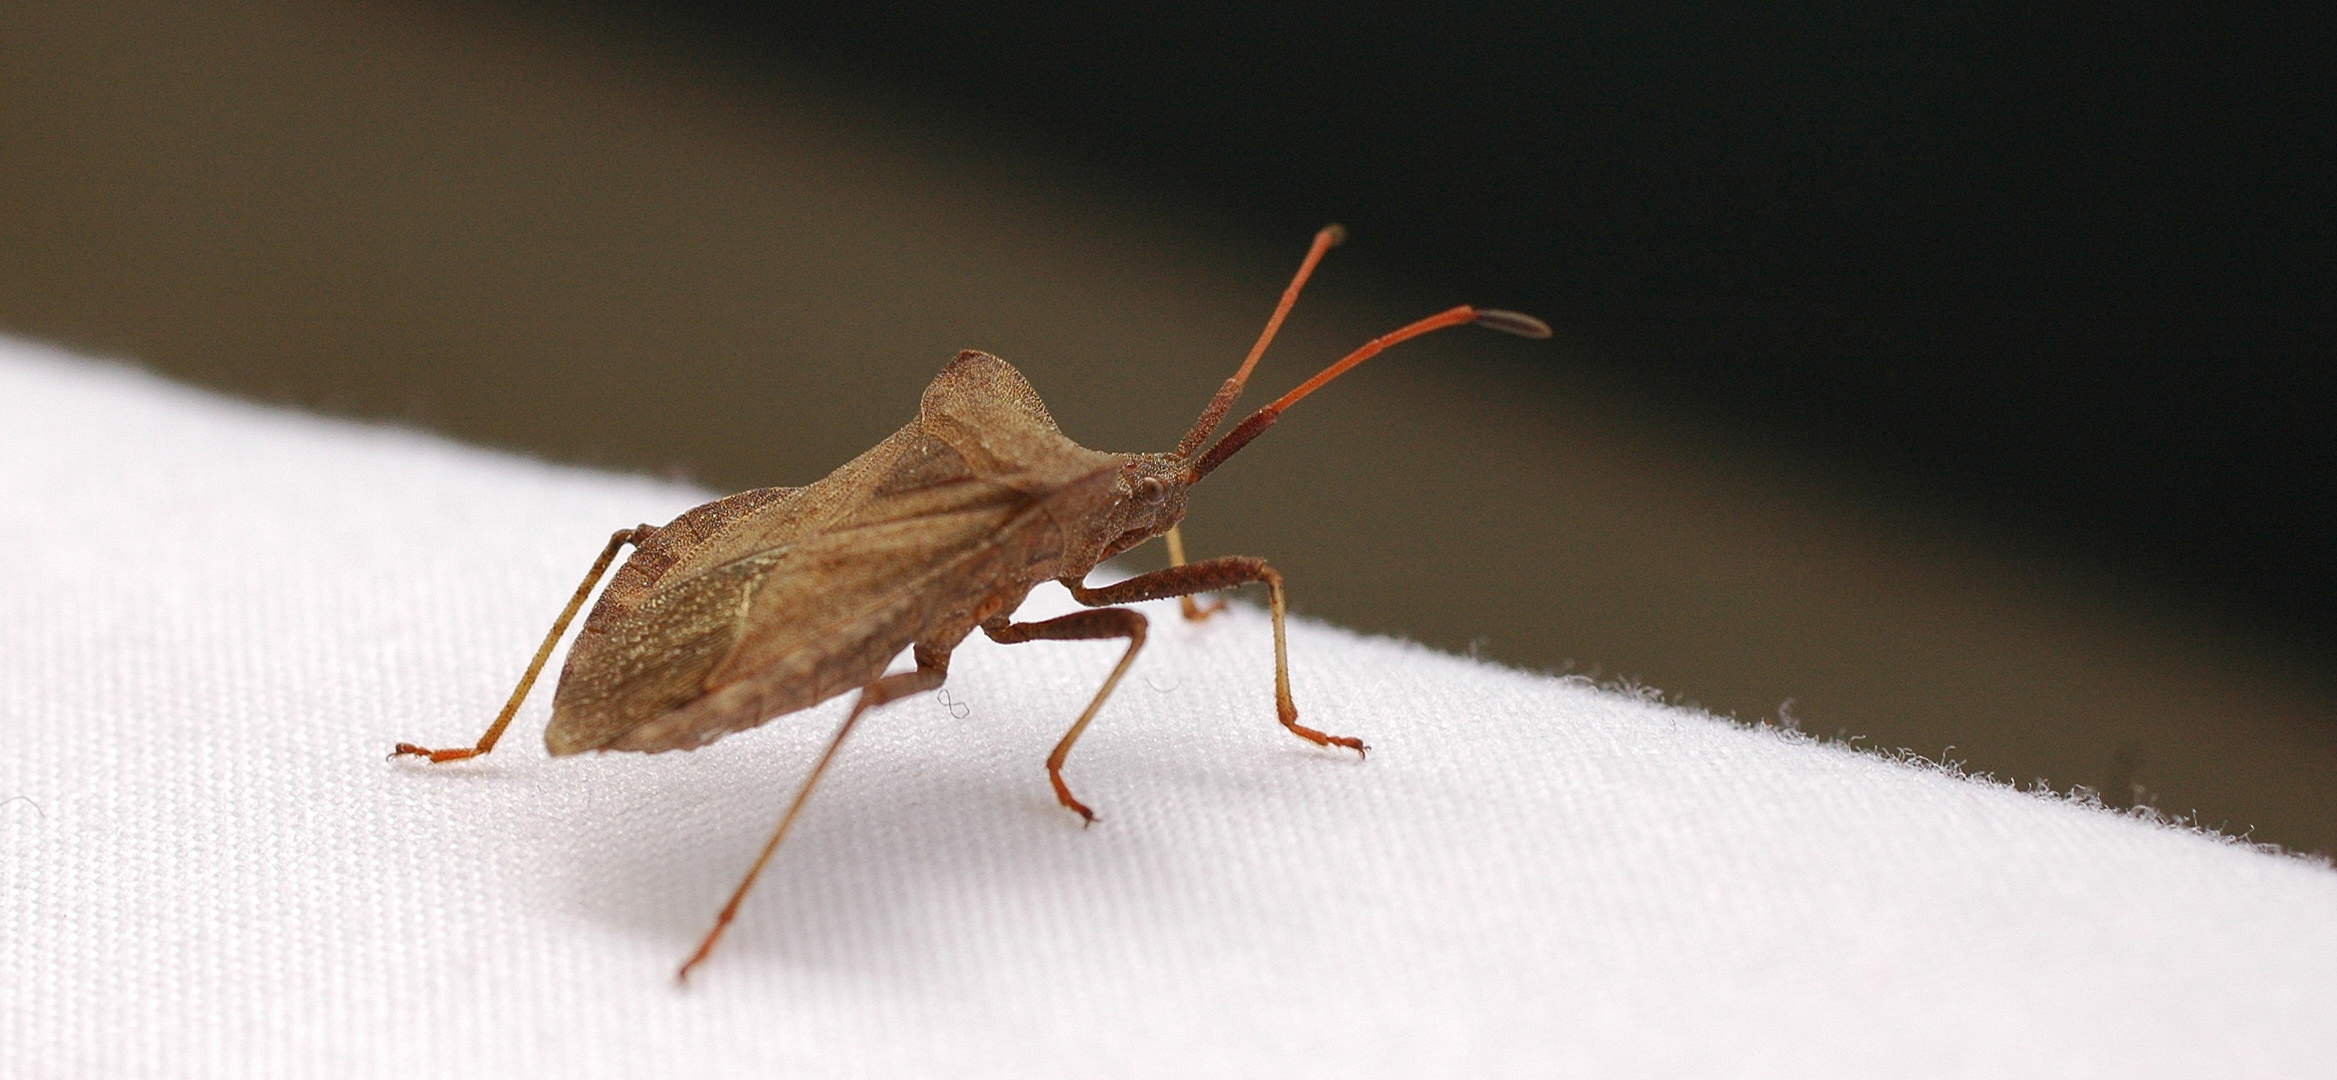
[918, 351, 1112, 488]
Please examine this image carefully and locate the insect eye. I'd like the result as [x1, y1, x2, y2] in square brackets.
[1133, 476, 1168, 504]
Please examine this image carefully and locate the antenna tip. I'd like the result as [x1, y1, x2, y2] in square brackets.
[1318, 223, 1347, 247]
[1473, 309, 1552, 339]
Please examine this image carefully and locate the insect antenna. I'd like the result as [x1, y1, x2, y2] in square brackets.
[1183, 305, 1552, 483]
[1173, 224, 1347, 459]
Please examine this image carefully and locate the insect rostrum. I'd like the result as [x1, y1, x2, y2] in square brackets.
[393, 225, 1550, 980]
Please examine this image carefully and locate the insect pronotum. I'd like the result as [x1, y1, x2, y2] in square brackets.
[393, 225, 1550, 980]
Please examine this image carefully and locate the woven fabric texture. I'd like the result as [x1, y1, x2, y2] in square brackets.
[4, 338, 2334, 1078]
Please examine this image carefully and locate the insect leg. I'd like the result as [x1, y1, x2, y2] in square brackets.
[678, 645, 950, 984]
[980, 608, 1149, 825]
[392, 526, 653, 763]
[1162, 525, 1227, 623]
[1066, 559, 1365, 758]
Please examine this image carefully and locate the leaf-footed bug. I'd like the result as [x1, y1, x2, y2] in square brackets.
[393, 225, 1550, 980]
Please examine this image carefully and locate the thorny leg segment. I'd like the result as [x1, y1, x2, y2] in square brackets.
[392, 526, 653, 763]
[677, 645, 952, 984]
[981, 607, 1150, 824]
[1067, 558, 1366, 757]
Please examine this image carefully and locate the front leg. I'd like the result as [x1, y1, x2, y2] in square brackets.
[1065, 558, 1366, 758]
[1162, 525, 1227, 622]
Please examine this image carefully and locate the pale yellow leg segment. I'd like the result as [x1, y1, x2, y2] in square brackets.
[393, 526, 649, 763]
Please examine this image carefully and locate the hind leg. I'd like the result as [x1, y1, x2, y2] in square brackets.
[393, 526, 652, 763]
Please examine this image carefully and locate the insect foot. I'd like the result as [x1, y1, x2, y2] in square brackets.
[1049, 772, 1099, 827]
[389, 743, 484, 763]
[1278, 702, 1370, 759]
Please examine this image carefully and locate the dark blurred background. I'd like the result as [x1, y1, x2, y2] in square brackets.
[4, 1, 2331, 851]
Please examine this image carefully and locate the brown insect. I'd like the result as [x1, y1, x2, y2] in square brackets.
[393, 225, 1550, 980]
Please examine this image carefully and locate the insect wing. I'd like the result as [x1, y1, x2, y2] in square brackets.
[701, 444, 1039, 694]
[547, 431, 1054, 754]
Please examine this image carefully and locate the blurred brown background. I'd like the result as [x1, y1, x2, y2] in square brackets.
[4, 0, 2332, 853]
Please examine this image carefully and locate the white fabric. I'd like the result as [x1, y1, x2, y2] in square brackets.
[4, 336, 2334, 1079]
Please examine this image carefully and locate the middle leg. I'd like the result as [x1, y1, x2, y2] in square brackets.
[677, 644, 951, 983]
[981, 607, 1148, 824]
